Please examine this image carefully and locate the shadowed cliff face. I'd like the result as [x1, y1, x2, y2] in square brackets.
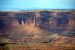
[0, 10, 75, 37]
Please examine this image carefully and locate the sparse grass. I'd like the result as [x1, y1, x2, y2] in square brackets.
[4, 43, 75, 50]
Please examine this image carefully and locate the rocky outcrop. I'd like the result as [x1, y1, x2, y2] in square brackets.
[0, 10, 75, 42]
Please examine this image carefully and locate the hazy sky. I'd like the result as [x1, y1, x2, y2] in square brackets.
[0, 0, 75, 10]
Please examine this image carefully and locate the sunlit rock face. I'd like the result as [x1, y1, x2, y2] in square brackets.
[0, 10, 75, 42]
